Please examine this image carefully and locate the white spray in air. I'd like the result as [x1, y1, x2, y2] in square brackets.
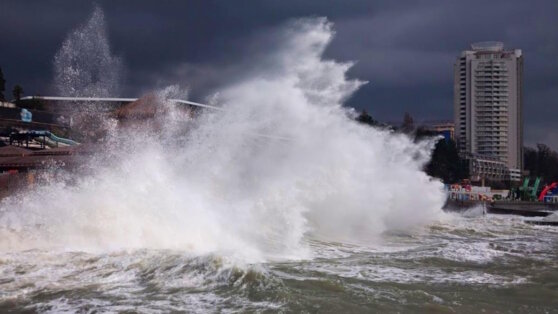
[0, 13, 445, 262]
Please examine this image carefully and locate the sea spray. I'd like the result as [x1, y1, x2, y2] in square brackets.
[0, 14, 446, 261]
[53, 6, 121, 139]
[54, 6, 122, 98]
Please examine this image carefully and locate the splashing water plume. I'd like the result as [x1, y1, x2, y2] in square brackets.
[0, 15, 446, 262]
[53, 6, 122, 138]
[54, 6, 121, 98]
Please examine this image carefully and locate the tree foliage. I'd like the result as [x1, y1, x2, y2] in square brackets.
[524, 144, 558, 184]
[425, 138, 468, 184]
[355, 110, 379, 127]
[415, 127, 468, 183]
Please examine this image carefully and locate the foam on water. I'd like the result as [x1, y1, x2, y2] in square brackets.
[544, 211, 558, 222]
[461, 204, 487, 218]
[0, 250, 280, 312]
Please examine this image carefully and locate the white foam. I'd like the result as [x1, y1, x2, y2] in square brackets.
[0, 14, 445, 262]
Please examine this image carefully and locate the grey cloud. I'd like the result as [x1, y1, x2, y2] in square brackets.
[0, 0, 557, 149]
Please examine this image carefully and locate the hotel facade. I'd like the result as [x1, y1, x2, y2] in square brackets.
[454, 42, 523, 181]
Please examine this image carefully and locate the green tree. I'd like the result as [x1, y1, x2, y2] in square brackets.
[0, 66, 5, 101]
[524, 144, 558, 184]
[12, 84, 23, 102]
[425, 138, 468, 184]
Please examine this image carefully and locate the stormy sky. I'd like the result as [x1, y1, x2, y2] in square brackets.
[1, 0, 557, 149]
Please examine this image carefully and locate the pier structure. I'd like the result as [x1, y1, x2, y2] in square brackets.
[0, 95, 223, 196]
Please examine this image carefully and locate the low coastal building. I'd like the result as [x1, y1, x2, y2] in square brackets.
[461, 152, 520, 182]
[446, 183, 509, 201]
[421, 121, 455, 141]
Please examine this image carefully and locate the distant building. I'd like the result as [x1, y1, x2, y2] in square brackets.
[454, 42, 523, 180]
[462, 152, 514, 182]
[0, 102, 16, 109]
[422, 121, 454, 142]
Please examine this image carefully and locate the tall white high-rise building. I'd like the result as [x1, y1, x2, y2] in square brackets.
[454, 42, 523, 176]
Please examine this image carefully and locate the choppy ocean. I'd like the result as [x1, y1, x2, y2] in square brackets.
[1, 213, 557, 313]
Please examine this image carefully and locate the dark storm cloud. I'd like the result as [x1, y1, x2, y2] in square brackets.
[0, 0, 557, 149]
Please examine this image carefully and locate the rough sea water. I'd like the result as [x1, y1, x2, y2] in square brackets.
[1, 8, 557, 313]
